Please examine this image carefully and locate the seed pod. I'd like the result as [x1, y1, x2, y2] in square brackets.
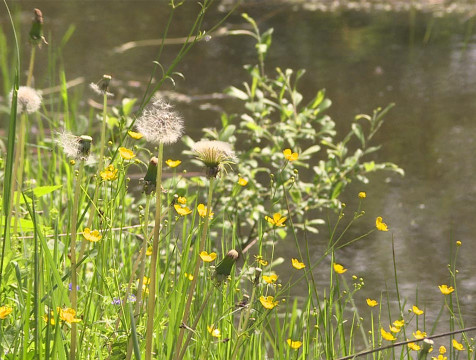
[29, 9, 48, 46]
[214, 250, 239, 283]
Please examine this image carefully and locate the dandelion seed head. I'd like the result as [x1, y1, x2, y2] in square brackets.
[56, 131, 92, 160]
[192, 140, 235, 177]
[89, 82, 114, 97]
[9, 86, 42, 114]
[136, 97, 183, 145]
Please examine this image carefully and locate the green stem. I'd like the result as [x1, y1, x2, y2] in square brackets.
[174, 177, 215, 360]
[145, 143, 164, 360]
[70, 160, 85, 360]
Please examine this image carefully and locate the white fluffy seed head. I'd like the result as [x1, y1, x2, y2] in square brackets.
[56, 131, 92, 161]
[192, 140, 235, 177]
[136, 97, 183, 145]
[9, 86, 42, 114]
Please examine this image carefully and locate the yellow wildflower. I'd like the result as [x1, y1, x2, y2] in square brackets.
[207, 325, 221, 338]
[376, 216, 389, 231]
[0, 306, 13, 319]
[265, 213, 287, 227]
[174, 204, 192, 216]
[199, 251, 217, 262]
[439, 346, 446, 354]
[83, 228, 102, 242]
[452, 339, 464, 351]
[283, 148, 299, 161]
[260, 296, 279, 310]
[389, 325, 401, 333]
[333, 263, 347, 274]
[438, 285, 454, 295]
[408, 343, 421, 351]
[197, 204, 214, 219]
[254, 255, 268, 266]
[165, 159, 181, 168]
[432, 356, 447, 360]
[128, 130, 143, 140]
[381, 328, 396, 341]
[413, 330, 427, 339]
[263, 274, 278, 284]
[287, 339, 303, 350]
[100, 165, 118, 181]
[238, 178, 248, 186]
[456, 240, 462, 246]
[393, 319, 405, 328]
[412, 305, 424, 315]
[366, 298, 378, 307]
[119, 147, 135, 160]
[58, 307, 81, 323]
[291, 258, 306, 270]
[177, 196, 187, 204]
[358, 192, 367, 199]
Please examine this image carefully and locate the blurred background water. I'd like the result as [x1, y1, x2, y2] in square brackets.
[2, 0, 476, 334]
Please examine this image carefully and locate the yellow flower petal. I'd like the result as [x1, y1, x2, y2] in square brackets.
[119, 147, 135, 160]
[174, 204, 192, 216]
[287, 339, 303, 349]
[408, 342, 421, 351]
[199, 251, 217, 262]
[381, 328, 396, 341]
[128, 131, 143, 140]
[413, 330, 427, 339]
[83, 228, 102, 242]
[358, 191, 367, 199]
[393, 319, 405, 328]
[366, 298, 378, 307]
[263, 274, 278, 284]
[265, 213, 286, 227]
[292, 258, 306, 270]
[412, 305, 424, 315]
[165, 159, 181, 168]
[333, 263, 347, 274]
[197, 204, 214, 219]
[452, 339, 464, 351]
[0, 305, 13, 319]
[283, 148, 299, 161]
[177, 196, 187, 204]
[238, 178, 248, 186]
[100, 165, 118, 181]
[376, 216, 389, 231]
[59, 308, 81, 323]
[260, 296, 278, 310]
[207, 325, 221, 338]
[439, 285, 454, 295]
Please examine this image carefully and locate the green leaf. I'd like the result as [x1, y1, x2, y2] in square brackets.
[121, 98, 137, 116]
[301, 145, 321, 157]
[25, 185, 63, 199]
[351, 123, 365, 148]
[225, 86, 249, 101]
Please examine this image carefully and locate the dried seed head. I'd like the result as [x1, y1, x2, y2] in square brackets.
[89, 75, 113, 97]
[57, 131, 92, 161]
[192, 140, 235, 178]
[29, 8, 48, 46]
[139, 157, 159, 195]
[9, 86, 42, 114]
[136, 97, 183, 145]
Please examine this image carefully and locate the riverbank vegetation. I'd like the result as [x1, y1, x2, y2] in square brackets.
[0, 2, 473, 359]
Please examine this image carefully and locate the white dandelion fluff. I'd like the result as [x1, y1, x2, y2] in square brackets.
[192, 140, 235, 177]
[9, 86, 42, 114]
[136, 97, 183, 145]
[89, 74, 114, 97]
[56, 131, 92, 160]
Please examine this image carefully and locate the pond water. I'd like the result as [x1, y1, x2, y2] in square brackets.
[3, 0, 476, 337]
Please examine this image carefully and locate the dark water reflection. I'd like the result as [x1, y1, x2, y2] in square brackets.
[3, 0, 476, 334]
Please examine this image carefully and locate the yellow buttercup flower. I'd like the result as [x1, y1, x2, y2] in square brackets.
[333, 263, 347, 274]
[413, 330, 427, 339]
[283, 148, 299, 161]
[439, 285, 454, 295]
[207, 325, 221, 338]
[197, 204, 214, 219]
[238, 178, 248, 186]
[439, 346, 446, 354]
[146, 246, 152, 256]
[119, 147, 135, 160]
[0, 305, 13, 319]
[265, 213, 287, 227]
[432, 356, 447, 360]
[456, 240, 462, 246]
[58, 307, 81, 323]
[177, 196, 187, 204]
[452, 339, 464, 351]
[165, 159, 181, 168]
[43, 311, 55, 325]
[381, 328, 396, 341]
[142, 276, 151, 285]
[263, 274, 278, 284]
[412, 305, 424, 315]
[393, 319, 405, 328]
[100, 165, 118, 181]
[408, 343, 421, 351]
[83, 228, 102, 242]
[254, 255, 268, 266]
[376, 216, 389, 231]
[389, 325, 401, 333]
[366, 298, 378, 307]
[174, 204, 192, 216]
[128, 130, 143, 140]
[287, 339, 303, 350]
[358, 191, 367, 199]
[291, 258, 305, 270]
[184, 272, 193, 281]
[199, 251, 217, 262]
[260, 296, 278, 310]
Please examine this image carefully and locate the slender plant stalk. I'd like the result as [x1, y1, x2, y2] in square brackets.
[174, 177, 215, 360]
[230, 285, 257, 360]
[145, 143, 164, 360]
[126, 195, 151, 360]
[70, 160, 85, 360]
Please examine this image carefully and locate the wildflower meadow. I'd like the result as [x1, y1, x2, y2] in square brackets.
[0, 2, 474, 359]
